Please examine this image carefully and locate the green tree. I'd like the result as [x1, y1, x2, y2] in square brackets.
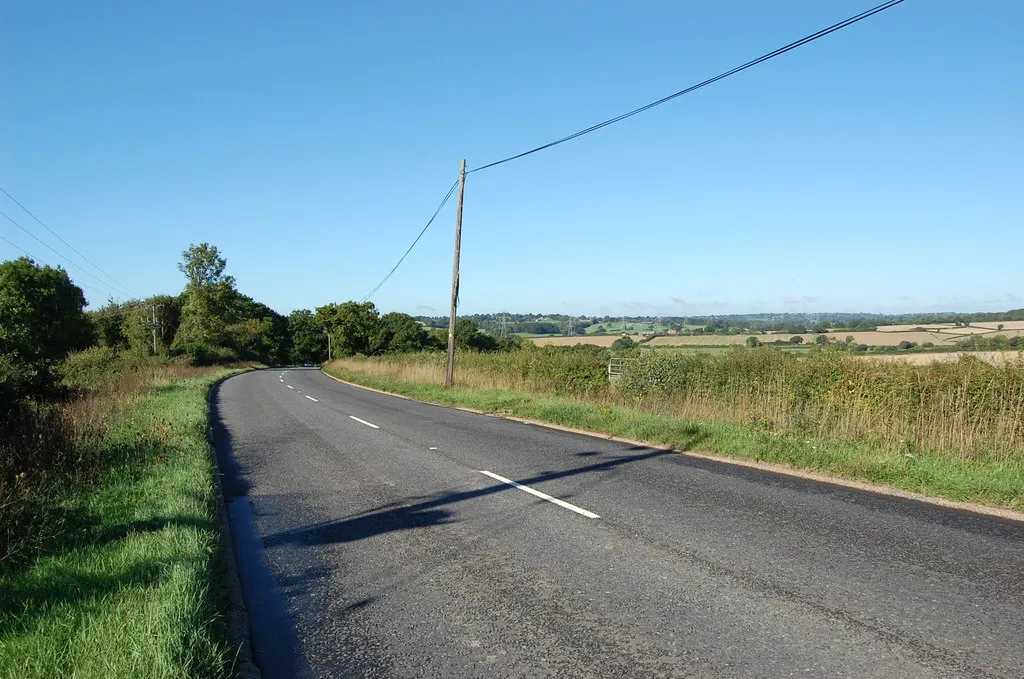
[814, 334, 828, 346]
[790, 336, 804, 344]
[172, 243, 236, 350]
[454, 318, 499, 351]
[745, 336, 761, 348]
[289, 309, 327, 363]
[316, 301, 382, 356]
[377, 312, 429, 353]
[0, 258, 93, 399]
[611, 335, 636, 351]
[90, 300, 129, 348]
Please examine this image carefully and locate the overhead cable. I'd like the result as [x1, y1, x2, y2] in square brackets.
[0, 186, 139, 296]
[0, 207, 135, 300]
[470, 0, 906, 173]
[361, 179, 461, 302]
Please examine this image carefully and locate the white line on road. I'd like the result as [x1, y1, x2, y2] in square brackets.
[304, 395, 318, 402]
[349, 415, 380, 429]
[479, 470, 600, 519]
[287, 385, 294, 390]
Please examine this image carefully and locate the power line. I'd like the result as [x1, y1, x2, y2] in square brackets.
[0, 232, 106, 299]
[470, 0, 906, 174]
[0, 186, 139, 296]
[0, 207, 135, 299]
[360, 178, 461, 302]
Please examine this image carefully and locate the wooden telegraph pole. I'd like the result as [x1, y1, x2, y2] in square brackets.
[445, 159, 467, 387]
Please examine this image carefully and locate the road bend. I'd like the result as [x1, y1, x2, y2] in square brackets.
[213, 367, 1024, 678]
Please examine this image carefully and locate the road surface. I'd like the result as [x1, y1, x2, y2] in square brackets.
[213, 367, 1024, 678]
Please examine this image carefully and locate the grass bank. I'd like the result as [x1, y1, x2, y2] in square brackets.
[0, 361, 246, 678]
[325, 353, 1024, 510]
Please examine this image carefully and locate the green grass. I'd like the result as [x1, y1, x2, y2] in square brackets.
[0, 370, 243, 679]
[324, 363, 1024, 510]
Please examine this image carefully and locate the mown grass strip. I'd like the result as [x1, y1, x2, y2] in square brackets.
[0, 370, 244, 679]
[324, 363, 1024, 511]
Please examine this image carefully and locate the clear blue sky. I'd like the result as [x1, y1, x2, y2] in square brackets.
[2, 1, 1021, 317]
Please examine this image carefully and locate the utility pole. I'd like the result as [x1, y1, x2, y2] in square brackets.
[142, 304, 163, 354]
[327, 332, 332, 362]
[445, 158, 467, 388]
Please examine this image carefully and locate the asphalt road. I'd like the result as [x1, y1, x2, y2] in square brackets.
[213, 367, 1024, 679]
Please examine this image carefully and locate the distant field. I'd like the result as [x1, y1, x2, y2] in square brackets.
[530, 324, 1024, 349]
[649, 329, 1024, 348]
[583, 322, 674, 335]
[863, 351, 1023, 366]
[648, 331, 954, 347]
[531, 335, 641, 347]
[974, 321, 1024, 330]
[876, 320, 1024, 333]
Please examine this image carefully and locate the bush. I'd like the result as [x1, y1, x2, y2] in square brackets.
[171, 341, 239, 366]
[611, 335, 636, 351]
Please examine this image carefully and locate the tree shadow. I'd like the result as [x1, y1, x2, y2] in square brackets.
[264, 445, 682, 549]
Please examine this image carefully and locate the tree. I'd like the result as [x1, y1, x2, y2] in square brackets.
[178, 242, 234, 289]
[611, 335, 636, 351]
[814, 334, 828, 346]
[377, 312, 429, 353]
[0, 258, 93, 398]
[454, 318, 499, 351]
[745, 336, 761, 348]
[90, 301, 129, 348]
[316, 301, 381, 356]
[289, 309, 327, 363]
[121, 295, 182, 356]
[789, 336, 804, 344]
[173, 243, 236, 350]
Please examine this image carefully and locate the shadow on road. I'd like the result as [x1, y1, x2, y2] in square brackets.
[263, 446, 678, 549]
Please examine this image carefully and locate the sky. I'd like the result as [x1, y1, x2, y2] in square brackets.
[2, 1, 1021, 317]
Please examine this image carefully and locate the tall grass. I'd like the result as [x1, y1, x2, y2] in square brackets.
[0, 348, 248, 678]
[330, 346, 1024, 463]
[0, 347, 239, 567]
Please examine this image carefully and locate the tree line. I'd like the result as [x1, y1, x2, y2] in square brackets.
[2, 242, 520, 409]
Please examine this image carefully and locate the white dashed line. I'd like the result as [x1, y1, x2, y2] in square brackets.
[287, 385, 294, 390]
[304, 395, 318, 402]
[479, 470, 600, 519]
[348, 415, 380, 429]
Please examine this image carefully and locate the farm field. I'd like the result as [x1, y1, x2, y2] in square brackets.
[876, 321, 1024, 333]
[531, 335, 642, 347]
[650, 329, 1024, 348]
[860, 351, 1023, 366]
[529, 322, 1024, 349]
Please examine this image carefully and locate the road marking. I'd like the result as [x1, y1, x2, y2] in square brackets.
[479, 470, 600, 519]
[304, 395, 318, 402]
[429, 447, 438, 450]
[349, 415, 380, 429]
[287, 385, 294, 389]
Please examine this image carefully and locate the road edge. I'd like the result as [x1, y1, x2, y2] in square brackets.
[320, 368, 1024, 524]
[208, 373, 262, 679]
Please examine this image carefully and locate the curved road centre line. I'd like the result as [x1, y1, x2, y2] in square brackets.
[480, 470, 601, 519]
[304, 395, 318, 402]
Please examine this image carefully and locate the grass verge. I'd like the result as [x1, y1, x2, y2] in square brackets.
[324, 361, 1023, 511]
[0, 369, 245, 679]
